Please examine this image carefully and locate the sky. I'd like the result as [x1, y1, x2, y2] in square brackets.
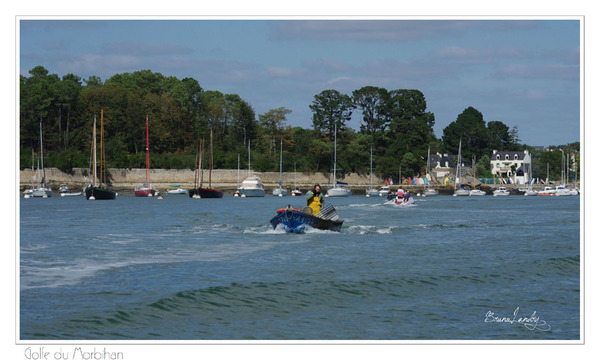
[18, 18, 581, 147]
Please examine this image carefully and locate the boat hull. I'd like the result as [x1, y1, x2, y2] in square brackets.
[59, 192, 82, 197]
[327, 187, 351, 197]
[270, 209, 344, 233]
[167, 189, 187, 195]
[386, 193, 415, 206]
[31, 189, 52, 197]
[272, 188, 288, 196]
[237, 188, 265, 197]
[134, 188, 158, 197]
[85, 186, 116, 200]
[189, 188, 224, 198]
[453, 189, 470, 196]
[365, 189, 379, 197]
[423, 189, 439, 196]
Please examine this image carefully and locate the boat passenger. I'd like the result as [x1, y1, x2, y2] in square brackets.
[305, 184, 324, 215]
[404, 192, 411, 202]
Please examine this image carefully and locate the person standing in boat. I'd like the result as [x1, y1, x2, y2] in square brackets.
[305, 184, 324, 215]
[396, 188, 405, 203]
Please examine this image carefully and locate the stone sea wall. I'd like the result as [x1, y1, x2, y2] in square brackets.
[20, 167, 388, 192]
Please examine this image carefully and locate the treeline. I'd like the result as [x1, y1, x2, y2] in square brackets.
[20, 66, 579, 182]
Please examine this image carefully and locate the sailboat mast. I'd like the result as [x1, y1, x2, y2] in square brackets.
[145, 114, 150, 186]
[209, 128, 213, 188]
[333, 122, 337, 185]
[279, 139, 283, 188]
[237, 154, 240, 187]
[39, 118, 45, 185]
[370, 146, 373, 189]
[455, 138, 462, 191]
[248, 140, 251, 175]
[93, 115, 97, 187]
[100, 109, 104, 188]
[199, 137, 204, 188]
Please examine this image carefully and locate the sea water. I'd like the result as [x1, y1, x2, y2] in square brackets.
[19, 193, 581, 340]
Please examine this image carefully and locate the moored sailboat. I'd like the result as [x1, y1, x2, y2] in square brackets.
[272, 140, 288, 196]
[365, 147, 379, 197]
[31, 119, 52, 198]
[453, 138, 469, 196]
[135, 115, 158, 197]
[291, 163, 302, 196]
[190, 129, 223, 198]
[423, 147, 438, 196]
[327, 123, 351, 197]
[85, 110, 116, 200]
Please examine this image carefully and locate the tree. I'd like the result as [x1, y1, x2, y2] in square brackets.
[487, 121, 510, 151]
[309, 89, 355, 141]
[442, 106, 490, 161]
[259, 107, 292, 155]
[352, 86, 387, 136]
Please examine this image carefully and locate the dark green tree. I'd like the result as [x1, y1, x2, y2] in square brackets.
[442, 106, 490, 161]
[309, 89, 355, 141]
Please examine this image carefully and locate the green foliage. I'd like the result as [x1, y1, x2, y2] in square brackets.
[19, 66, 578, 182]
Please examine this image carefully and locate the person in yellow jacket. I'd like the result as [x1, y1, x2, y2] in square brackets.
[305, 184, 324, 215]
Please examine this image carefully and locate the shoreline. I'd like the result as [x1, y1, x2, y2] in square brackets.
[20, 167, 577, 195]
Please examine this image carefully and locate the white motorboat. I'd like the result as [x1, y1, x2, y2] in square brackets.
[493, 187, 510, 196]
[167, 187, 187, 195]
[378, 186, 390, 197]
[59, 191, 82, 197]
[469, 189, 486, 196]
[237, 175, 265, 197]
[424, 188, 439, 196]
[291, 189, 302, 196]
[538, 186, 556, 196]
[555, 185, 573, 196]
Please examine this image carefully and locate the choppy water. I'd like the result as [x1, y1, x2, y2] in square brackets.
[19, 193, 580, 340]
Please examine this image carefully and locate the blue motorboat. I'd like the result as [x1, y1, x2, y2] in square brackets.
[270, 204, 344, 233]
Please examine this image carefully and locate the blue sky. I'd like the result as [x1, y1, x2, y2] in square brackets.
[19, 18, 581, 146]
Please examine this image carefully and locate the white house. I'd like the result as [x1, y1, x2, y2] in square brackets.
[490, 149, 532, 184]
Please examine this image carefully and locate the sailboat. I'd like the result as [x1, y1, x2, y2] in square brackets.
[365, 146, 379, 197]
[31, 119, 52, 198]
[423, 147, 438, 196]
[135, 115, 158, 197]
[236, 140, 265, 197]
[272, 140, 288, 196]
[85, 110, 116, 200]
[453, 138, 470, 196]
[189, 129, 223, 198]
[327, 123, 351, 197]
[291, 163, 302, 196]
